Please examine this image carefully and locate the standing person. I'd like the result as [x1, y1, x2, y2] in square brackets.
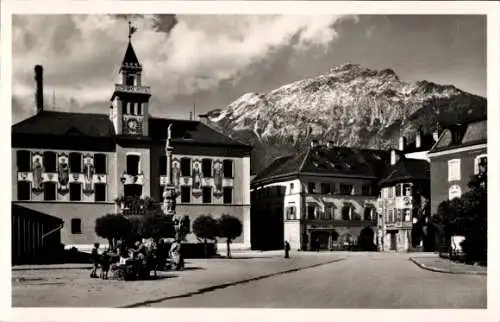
[284, 241, 291, 258]
[100, 250, 111, 280]
[315, 237, 320, 252]
[90, 243, 100, 278]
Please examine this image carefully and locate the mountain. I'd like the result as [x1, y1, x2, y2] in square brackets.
[204, 64, 486, 175]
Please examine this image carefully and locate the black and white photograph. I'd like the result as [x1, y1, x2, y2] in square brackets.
[1, 1, 498, 321]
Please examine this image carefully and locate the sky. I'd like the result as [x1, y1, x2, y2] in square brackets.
[11, 14, 486, 124]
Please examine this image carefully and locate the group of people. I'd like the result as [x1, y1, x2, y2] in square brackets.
[89, 238, 185, 280]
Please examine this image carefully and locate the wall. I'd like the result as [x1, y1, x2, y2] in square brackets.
[14, 202, 115, 248]
[429, 146, 486, 216]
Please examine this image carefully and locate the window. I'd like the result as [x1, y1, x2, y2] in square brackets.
[94, 154, 107, 174]
[286, 206, 296, 220]
[43, 182, 56, 201]
[289, 183, 294, 194]
[387, 209, 394, 223]
[126, 75, 135, 86]
[126, 154, 140, 176]
[223, 159, 233, 178]
[71, 218, 82, 234]
[17, 150, 31, 172]
[202, 159, 212, 177]
[341, 206, 351, 220]
[121, 101, 127, 115]
[159, 156, 167, 176]
[324, 204, 334, 220]
[43, 151, 57, 172]
[321, 183, 332, 194]
[340, 184, 353, 195]
[403, 184, 412, 197]
[448, 159, 461, 182]
[181, 158, 191, 176]
[223, 187, 233, 204]
[70, 183, 82, 201]
[94, 183, 106, 202]
[387, 187, 394, 198]
[474, 154, 487, 175]
[124, 184, 142, 198]
[69, 152, 82, 173]
[395, 209, 402, 222]
[307, 205, 316, 220]
[202, 186, 212, 204]
[308, 182, 316, 193]
[395, 184, 402, 197]
[181, 186, 191, 203]
[362, 184, 371, 196]
[363, 207, 373, 221]
[137, 103, 142, 116]
[17, 182, 31, 201]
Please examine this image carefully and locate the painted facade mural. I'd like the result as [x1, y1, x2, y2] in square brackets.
[83, 154, 95, 195]
[57, 153, 70, 195]
[32, 152, 43, 194]
[192, 159, 202, 198]
[213, 159, 223, 199]
[172, 158, 181, 190]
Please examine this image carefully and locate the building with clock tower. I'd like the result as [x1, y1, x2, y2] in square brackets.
[11, 25, 253, 258]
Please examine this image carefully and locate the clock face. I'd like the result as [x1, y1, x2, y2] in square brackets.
[127, 119, 139, 133]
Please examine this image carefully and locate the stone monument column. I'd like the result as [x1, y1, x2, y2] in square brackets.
[163, 124, 178, 217]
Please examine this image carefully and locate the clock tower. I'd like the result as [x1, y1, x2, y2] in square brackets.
[110, 22, 151, 137]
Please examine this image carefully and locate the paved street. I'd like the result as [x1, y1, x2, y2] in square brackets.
[147, 253, 486, 308]
[12, 252, 486, 308]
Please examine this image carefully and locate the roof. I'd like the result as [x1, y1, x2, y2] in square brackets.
[403, 133, 436, 154]
[252, 145, 391, 186]
[12, 111, 116, 138]
[378, 158, 430, 186]
[429, 119, 486, 154]
[148, 117, 251, 147]
[121, 41, 141, 68]
[12, 111, 251, 149]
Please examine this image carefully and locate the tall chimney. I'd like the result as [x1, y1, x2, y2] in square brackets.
[34, 65, 44, 114]
[398, 136, 406, 151]
[390, 149, 400, 166]
[415, 129, 422, 149]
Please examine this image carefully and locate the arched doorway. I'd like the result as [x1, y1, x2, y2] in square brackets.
[358, 227, 376, 251]
[310, 231, 330, 251]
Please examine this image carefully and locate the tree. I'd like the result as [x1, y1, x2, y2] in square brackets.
[139, 214, 176, 242]
[95, 214, 132, 250]
[192, 215, 219, 258]
[217, 215, 242, 258]
[432, 168, 487, 263]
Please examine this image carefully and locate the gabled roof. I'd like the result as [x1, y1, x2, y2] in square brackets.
[378, 158, 430, 186]
[252, 145, 391, 186]
[121, 41, 141, 68]
[429, 119, 486, 154]
[12, 111, 116, 138]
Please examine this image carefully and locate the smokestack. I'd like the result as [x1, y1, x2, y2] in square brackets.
[34, 65, 44, 114]
[398, 136, 406, 151]
[390, 149, 400, 166]
[415, 129, 422, 149]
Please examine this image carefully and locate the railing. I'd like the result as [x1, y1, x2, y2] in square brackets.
[115, 84, 151, 94]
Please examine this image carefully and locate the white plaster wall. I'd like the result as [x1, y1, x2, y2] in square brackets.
[284, 221, 302, 250]
[405, 151, 430, 161]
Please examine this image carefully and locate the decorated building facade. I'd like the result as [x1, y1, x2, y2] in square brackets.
[251, 140, 390, 251]
[12, 33, 252, 252]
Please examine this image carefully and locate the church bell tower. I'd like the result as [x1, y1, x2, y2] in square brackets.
[110, 21, 151, 136]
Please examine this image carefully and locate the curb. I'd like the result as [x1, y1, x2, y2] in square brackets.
[408, 257, 486, 276]
[119, 258, 345, 308]
[12, 265, 92, 271]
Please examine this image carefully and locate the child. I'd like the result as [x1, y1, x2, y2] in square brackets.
[90, 243, 100, 278]
[100, 250, 111, 280]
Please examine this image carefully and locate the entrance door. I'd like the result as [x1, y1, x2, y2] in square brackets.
[390, 231, 397, 251]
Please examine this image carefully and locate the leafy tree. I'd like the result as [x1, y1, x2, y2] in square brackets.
[432, 166, 487, 263]
[95, 214, 132, 250]
[139, 214, 175, 242]
[217, 214, 242, 258]
[192, 215, 219, 257]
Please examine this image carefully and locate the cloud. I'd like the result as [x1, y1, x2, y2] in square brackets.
[12, 14, 352, 122]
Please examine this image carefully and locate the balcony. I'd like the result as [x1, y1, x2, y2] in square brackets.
[115, 84, 151, 95]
